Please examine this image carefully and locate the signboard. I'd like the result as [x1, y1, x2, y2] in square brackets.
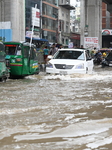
[68, 42, 73, 48]
[102, 29, 112, 35]
[26, 31, 40, 38]
[0, 21, 11, 29]
[32, 7, 40, 27]
[0, 29, 12, 42]
[84, 37, 98, 48]
[44, 31, 47, 36]
[0, 22, 12, 42]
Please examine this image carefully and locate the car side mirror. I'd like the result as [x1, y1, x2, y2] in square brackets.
[86, 58, 92, 61]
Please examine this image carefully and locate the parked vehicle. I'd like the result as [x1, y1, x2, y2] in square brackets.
[0, 42, 9, 81]
[101, 50, 112, 67]
[4, 41, 39, 78]
[46, 48, 94, 75]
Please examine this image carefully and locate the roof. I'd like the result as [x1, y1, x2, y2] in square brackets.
[25, 37, 48, 42]
[58, 48, 86, 51]
[59, 4, 75, 10]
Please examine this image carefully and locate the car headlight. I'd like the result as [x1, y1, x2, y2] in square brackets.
[75, 63, 84, 69]
[46, 62, 53, 68]
[65, 65, 74, 69]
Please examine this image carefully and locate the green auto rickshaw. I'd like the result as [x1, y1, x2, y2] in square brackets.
[4, 41, 39, 78]
[0, 42, 9, 82]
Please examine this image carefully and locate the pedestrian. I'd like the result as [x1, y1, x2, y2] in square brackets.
[94, 50, 102, 65]
[59, 44, 63, 49]
[49, 43, 58, 55]
[43, 46, 49, 64]
[80, 45, 84, 49]
[90, 47, 96, 58]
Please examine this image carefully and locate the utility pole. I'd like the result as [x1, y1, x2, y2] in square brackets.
[40, 0, 42, 39]
[30, 4, 37, 47]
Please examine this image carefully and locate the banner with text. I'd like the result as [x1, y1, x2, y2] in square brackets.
[84, 37, 98, 49]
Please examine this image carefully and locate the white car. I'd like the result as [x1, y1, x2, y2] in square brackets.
[46, 48, 94, 75]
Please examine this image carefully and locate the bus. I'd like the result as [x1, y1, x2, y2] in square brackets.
[4, 41, 39, 78]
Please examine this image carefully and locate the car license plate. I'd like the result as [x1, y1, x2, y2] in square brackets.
[59, 71, 67, 75]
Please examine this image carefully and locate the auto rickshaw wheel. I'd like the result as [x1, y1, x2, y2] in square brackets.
[0, 77, 7, 82]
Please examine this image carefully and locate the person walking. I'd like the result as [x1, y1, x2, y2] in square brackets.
[49, 43, 58, 55]
[43, 46, 49, 64]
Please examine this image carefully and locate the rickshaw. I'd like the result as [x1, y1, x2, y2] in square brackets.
[0, 42, 9, 81]
[4, 41, 39, 78]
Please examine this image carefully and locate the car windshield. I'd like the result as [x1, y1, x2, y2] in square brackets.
[54, 50, 85, 60]
[5, 45, 21, 55]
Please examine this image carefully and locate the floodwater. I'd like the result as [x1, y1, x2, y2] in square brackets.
[0, 66, 112, 150]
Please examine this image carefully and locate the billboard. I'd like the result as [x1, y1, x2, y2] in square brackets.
[32, 7, 40, 27]
[102, 29, 112, 35]
[0, 21, 12, 42]
[0, 29, 12, 42]
[84, 37, 98, 48]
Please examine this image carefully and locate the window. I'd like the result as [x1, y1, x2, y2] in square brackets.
[0, 44, 5, 61]
[23, 47, 29, 58]
[54, 50, 85, 60]
[30, 47, 37, 60]
[62, 12, 64, 17]
[66, 21, 69, 33]
[66, 0, 69, 4]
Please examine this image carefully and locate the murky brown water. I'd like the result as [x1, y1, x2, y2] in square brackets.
[0, 66, 112, 150]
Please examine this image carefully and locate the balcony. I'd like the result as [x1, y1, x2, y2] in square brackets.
[102, 0, 112, 4]
[59, 4, 75, 10]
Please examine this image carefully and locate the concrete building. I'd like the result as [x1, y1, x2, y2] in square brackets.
[70, 1, 81, 47]
[0, 0, 25, 42]
[70, 6, 80, 33]
[25, 0, 41, 39]
[58, 0, 74, 46]
[41, 0, 58, 43]
[80, 0, 102, 49]
[25, 0, 59, 44]
[102, 2, 112, 47]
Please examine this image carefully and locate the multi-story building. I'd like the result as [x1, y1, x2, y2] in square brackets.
[70, 2, 80, 47]
[42, 0, 58, 43]
[0, 0, 25, 42]
[70, 5, 80, 33]
[0, 0, 74, 46]
[102, 2, 112, 48]
[25, 0, 58, 44]
[58, 0, 74, 46]
[25, 0, 41, 39]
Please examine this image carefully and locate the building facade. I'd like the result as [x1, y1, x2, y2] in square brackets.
[70, 5, 80, 33]
[42, 0, 58, 43]
[0, 0, 74, 46]
[102, 2, 112, 48]
[25, 0, 58, 44]
[25, 0, 41, 39]
[58, 0, 74, 46]
[0, 0, 25, 42]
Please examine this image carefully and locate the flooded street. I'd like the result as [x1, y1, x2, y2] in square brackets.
[0, 66, 112, 150]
